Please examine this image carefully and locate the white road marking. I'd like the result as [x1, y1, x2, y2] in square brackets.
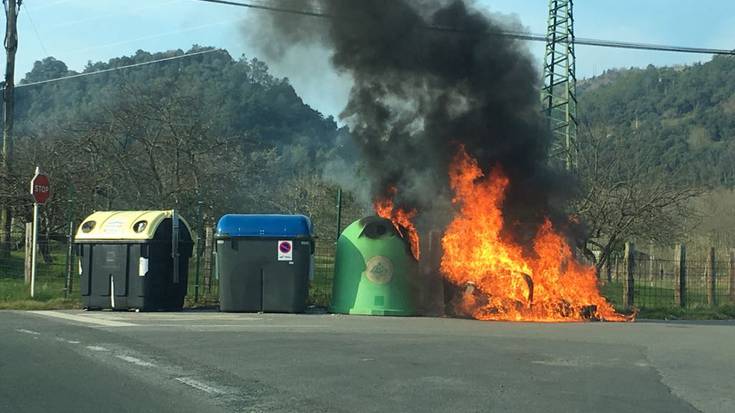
[28, 311, 136, 327]
[532, 359, 582, 367]
[116, 355, 156, 367]
[55, 337, 81, 344]
[175, 377, 226, 395]
[102, 315, 261, 321]
[86, 345, 109, 352]
[16, 329, 40, 335]
[141, 324, 321, 328]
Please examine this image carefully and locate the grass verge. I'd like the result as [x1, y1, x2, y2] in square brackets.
[637, 305, 735, 320]
[0, 277, 81, 310]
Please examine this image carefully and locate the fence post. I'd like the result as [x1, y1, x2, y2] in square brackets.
[648, 241, 655, 286]
[729, 249, 735, 304]
[623, 242, 635, 309]
[24, 222, 32, 284]
[203, 226, 213, 296]
[64, 220, 74, 298]
[194, 202, 203, 303]
[674, 243, 686, 308]
[706, 247, 716, 306]
[335, 188, 343, 241]
[614, 256, 619, 282]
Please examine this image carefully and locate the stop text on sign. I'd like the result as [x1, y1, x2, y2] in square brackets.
[30, 172, 51, 205]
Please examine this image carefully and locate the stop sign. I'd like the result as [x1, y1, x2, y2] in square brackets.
[30, 171, 50, 205]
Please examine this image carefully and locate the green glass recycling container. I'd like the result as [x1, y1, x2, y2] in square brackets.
[330, 217, 417, 316]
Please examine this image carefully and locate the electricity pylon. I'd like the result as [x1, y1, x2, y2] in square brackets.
[541, 0, 578, 170]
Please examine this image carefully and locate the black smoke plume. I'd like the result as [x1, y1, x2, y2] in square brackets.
[245, 0, 576, 245]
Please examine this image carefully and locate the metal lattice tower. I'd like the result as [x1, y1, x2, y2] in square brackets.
[541, 0, 577, 170]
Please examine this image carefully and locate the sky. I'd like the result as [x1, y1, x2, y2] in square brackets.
[6, 0, 735, 118]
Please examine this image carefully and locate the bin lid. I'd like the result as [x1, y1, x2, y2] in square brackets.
[216, 214, 312, 239]
[75, 210, 191, 241]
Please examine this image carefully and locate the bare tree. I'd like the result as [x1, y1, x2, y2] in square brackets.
[574, 124, 701, 273]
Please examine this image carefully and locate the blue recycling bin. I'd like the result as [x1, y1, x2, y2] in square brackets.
[215, 214, 314, 312]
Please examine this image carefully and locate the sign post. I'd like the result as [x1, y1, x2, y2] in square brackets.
[171, 209, 180, 284]
[30, 167, 50, 298]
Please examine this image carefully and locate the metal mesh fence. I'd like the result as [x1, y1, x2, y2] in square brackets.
[0, 236, 73, 302]
[602, 254, 735, 309]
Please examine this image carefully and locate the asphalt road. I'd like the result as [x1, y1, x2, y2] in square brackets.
[1, 310, 733, 413]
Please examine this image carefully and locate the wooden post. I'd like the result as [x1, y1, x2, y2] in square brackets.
[23, 222, 31, 284]
[420, 230, 445, 316]
[706, 247, 716, 306]
[64, 220, 74, 298]
[623, 242, 635, 309]
[729, 249, 735, 304]
[674, 243, 686, 308]
[202, 226, 213, 295]
[614, 256, 620, 282]
[0, 0, 19, 258]
[648, 241, 655, 287]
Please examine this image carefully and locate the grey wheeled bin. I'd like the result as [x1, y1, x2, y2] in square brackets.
[216, 214, 314, 313]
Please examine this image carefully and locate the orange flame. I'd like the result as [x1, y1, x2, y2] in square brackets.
[374, 189, 421, 260]
[441, 147, 629, 322]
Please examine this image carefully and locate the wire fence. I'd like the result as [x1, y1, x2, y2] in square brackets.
[601, 253, 735, 309]
[2, 205, 735, 311]
[0, 236, 72, 302]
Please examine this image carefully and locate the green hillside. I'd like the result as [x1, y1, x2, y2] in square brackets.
[14, 46, 340, 154]
[0, 46, 360, 238]
[578, 55, 735, 188]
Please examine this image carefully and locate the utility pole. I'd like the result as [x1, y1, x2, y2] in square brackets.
[541, 0, 578, 171]
[1, 0, 20, 257]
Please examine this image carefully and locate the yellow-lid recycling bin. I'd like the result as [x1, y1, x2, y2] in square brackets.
[75, 210, 193, 311]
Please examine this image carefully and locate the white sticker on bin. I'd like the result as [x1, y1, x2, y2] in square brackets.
[102, 219, 125, 235]
[277, 240, 293, 261]
[138, 257, 149, 276]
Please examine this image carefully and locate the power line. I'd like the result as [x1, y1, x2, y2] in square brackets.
[195, 0, 330, 18]
[66, 19, 241, 56]
[195, 0, 735, 56]
[47, 0, 182, 30]
[9, 48, 222, 90]
[22, 3, 49, 57]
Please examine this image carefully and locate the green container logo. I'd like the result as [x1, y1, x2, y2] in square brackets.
[363, 256, 393, 284]
[330, 217, 417, 316]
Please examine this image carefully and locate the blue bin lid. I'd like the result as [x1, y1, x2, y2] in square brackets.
[215, 214, 313, 238]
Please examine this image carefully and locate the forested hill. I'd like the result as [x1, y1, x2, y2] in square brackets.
[16, 46, 735, 192]
[12, 46, 341, 154]
[1, 46, 358, 232]
[578, 55, 735, 188]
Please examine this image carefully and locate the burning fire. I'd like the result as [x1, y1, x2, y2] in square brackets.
[441, 147, 629, 321]
[374, 189, 421, 260]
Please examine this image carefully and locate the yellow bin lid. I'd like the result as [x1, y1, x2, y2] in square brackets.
[75, 210, 192, 241]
